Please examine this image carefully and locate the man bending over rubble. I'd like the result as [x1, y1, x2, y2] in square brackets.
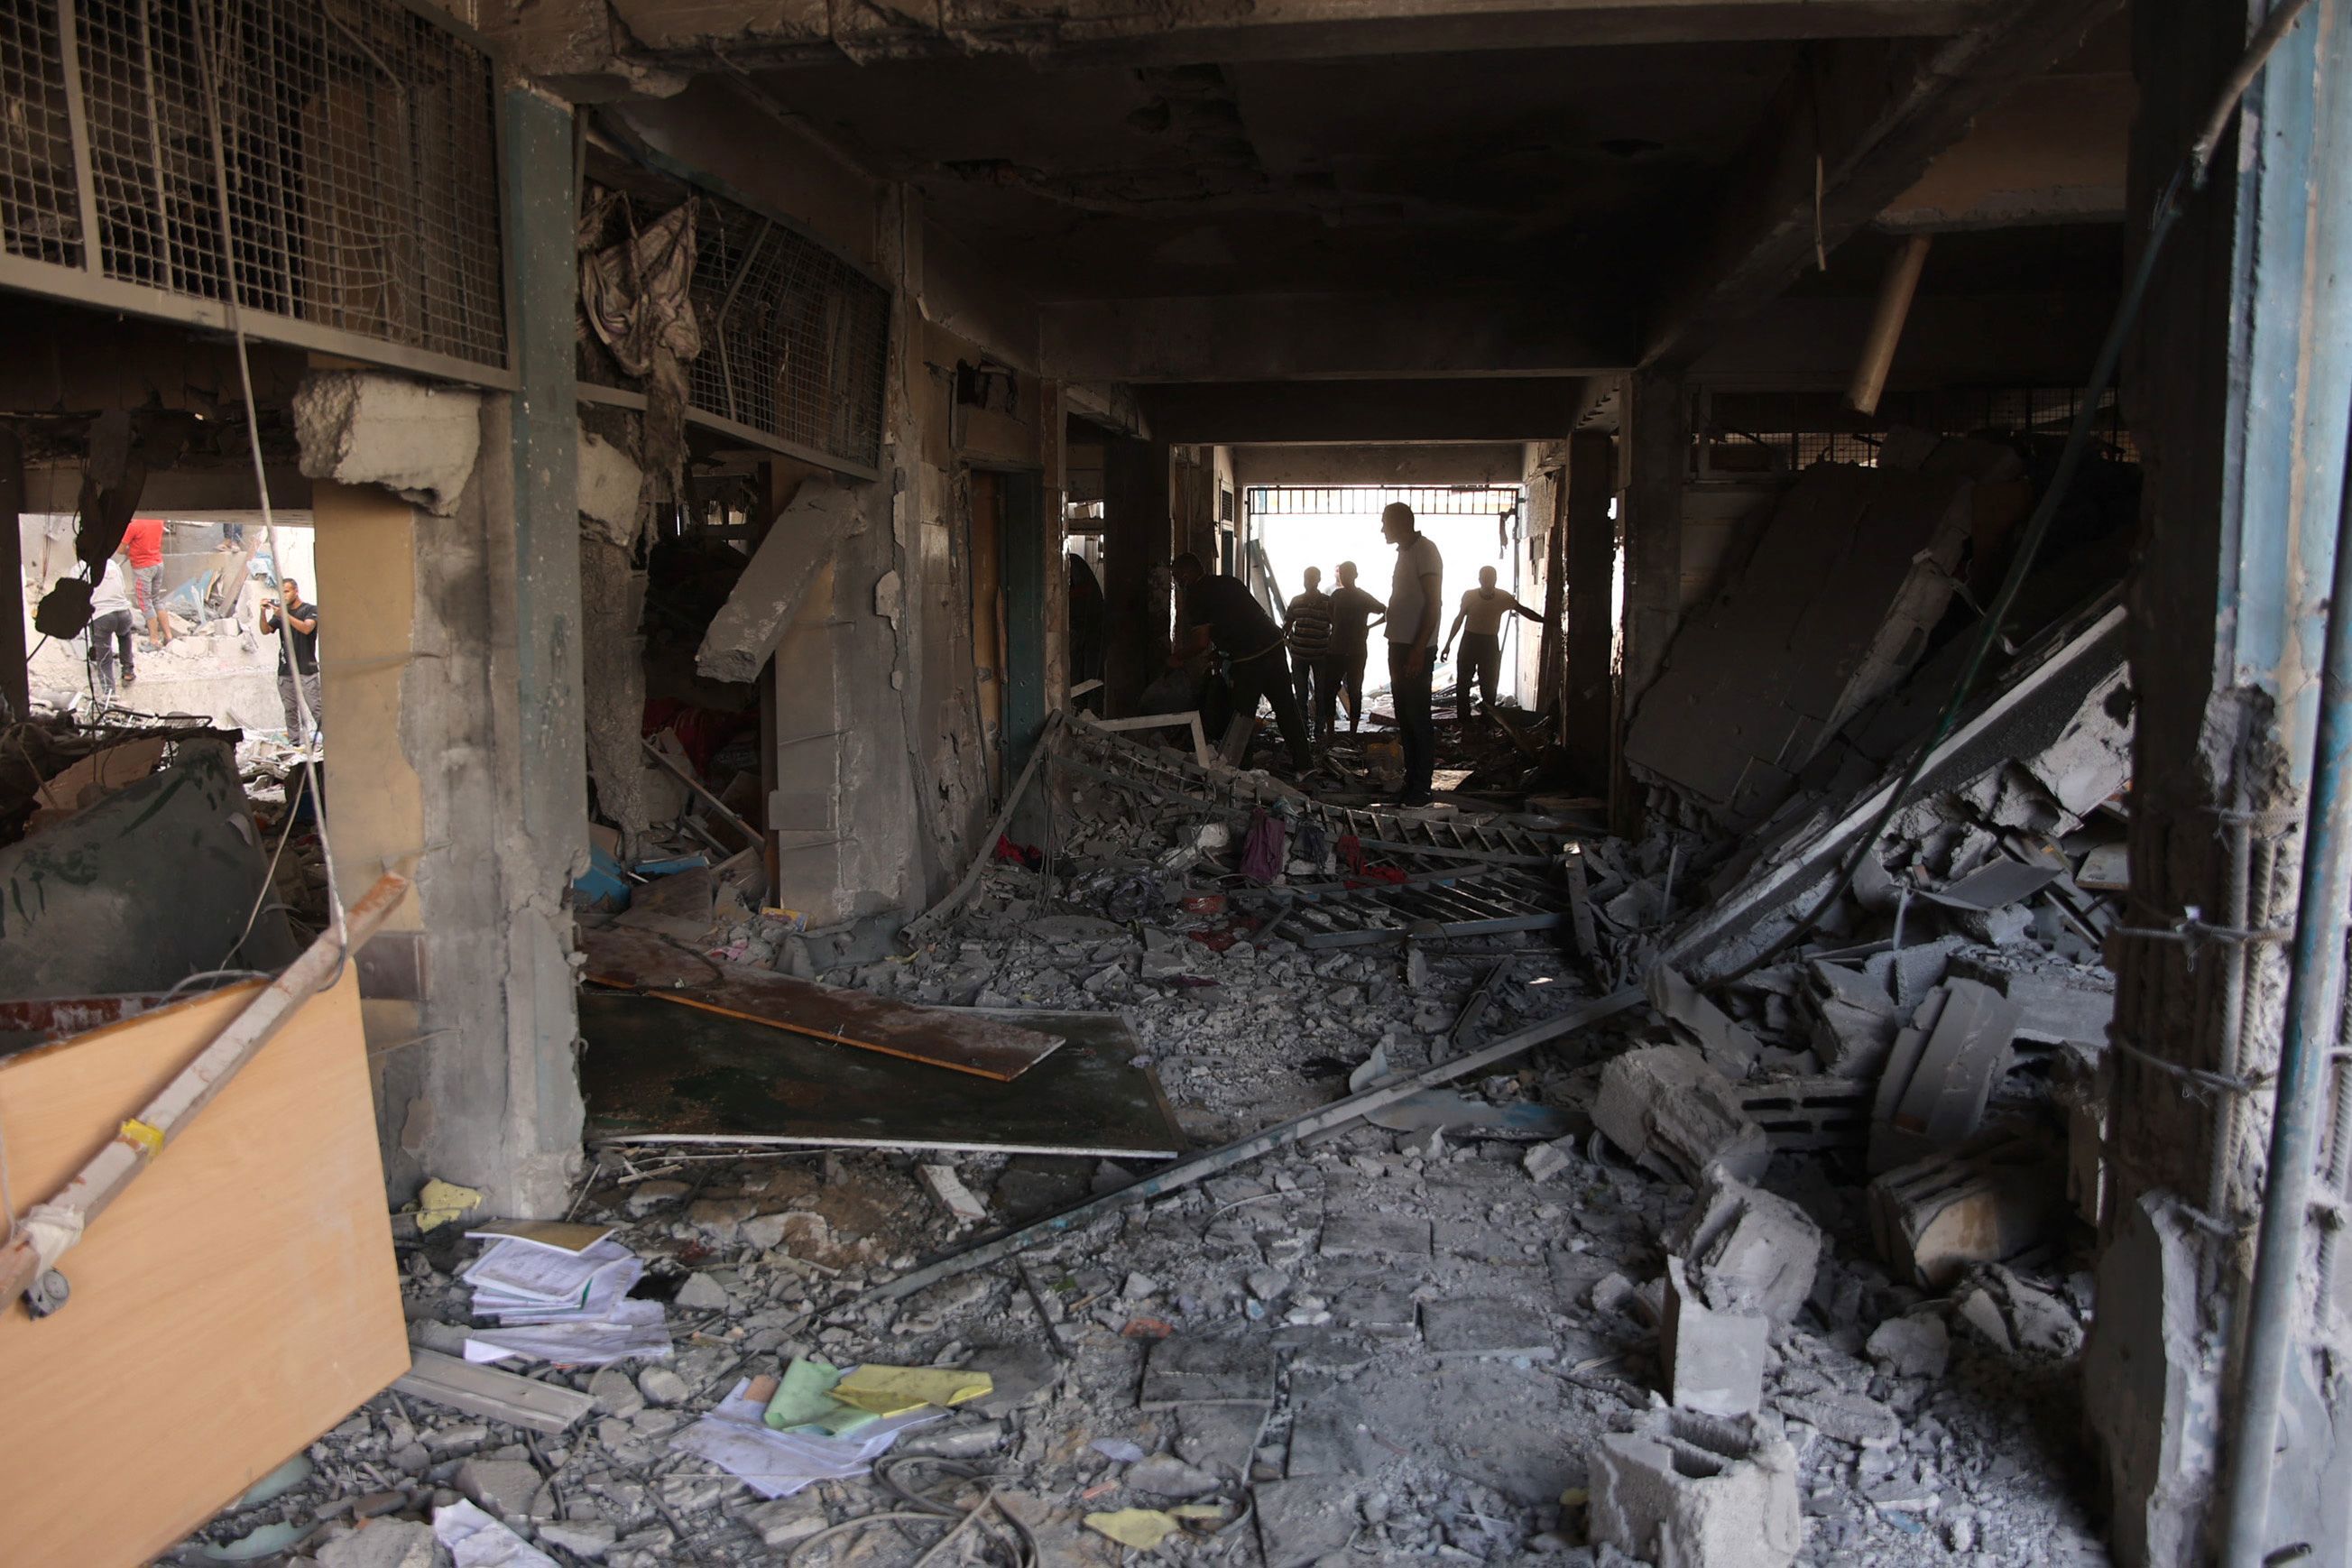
[1171, 551, 1314, 776]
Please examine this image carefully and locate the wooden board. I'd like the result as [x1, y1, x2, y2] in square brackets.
[0, 972, 407, 1565]
[577, 923, 1066, 1082]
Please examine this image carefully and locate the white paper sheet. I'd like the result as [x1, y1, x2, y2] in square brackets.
[462, 1236, 640, 1305]
[465, 1299, 673, 1367]
[433, 1499, 560, 1568]
[668, 1379, 942, 1498]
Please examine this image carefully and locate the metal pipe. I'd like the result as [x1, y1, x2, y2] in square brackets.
[2218, 385, 2352, 1565]
[1845, 233, 1932, 416]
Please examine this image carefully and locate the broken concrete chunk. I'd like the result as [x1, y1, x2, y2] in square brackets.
[1662, 1257, 1769, 1418]
[1665, 1169, 1822, 1324]
[576, 428, 645, 546]
[452, 1457, 542, 1522]
[696, 477, 867, 684]
[1589, 1407, 1803, 1568]
[1646, 964, 1763, 1077]
[636, 1367, 689, 1407]
[317, 1519, 436, 1568]
[1776, 1388, 1900, 1449]
[1523, 1138, 1576, 1182]
[1253, 1476, 1361, 1568]
[1592, 1045, 1771, 1185]
[1735, 1075, 1870, 1152]
[919, 1164, 990, 1222]
[1867, 1127, 2068, 1288]
[1865, 1314, 1951, 1379]
[673, 1272, 731, 1312]
[1958, 1265, 2083, 1358]
[1128, 1453, 1222, 1498]
[293, 370, 482, 516]
[1867, 979, 2020, 1174]
[538, 1520, 619, 1560]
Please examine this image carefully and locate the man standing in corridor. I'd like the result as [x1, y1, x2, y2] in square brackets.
[263, 576, 323, 745]
[1326, 560, 1384, 734]
[1382, 502, 1443, 807]
[1442, 565, 1543, 732]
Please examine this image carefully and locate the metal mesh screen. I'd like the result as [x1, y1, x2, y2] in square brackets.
[1246, 484, 1524, 517]
[687, 194, 889, 472]
[590, 178, 890, 474]
[2, 0, 504, 371]
[0, 1, 78, 265]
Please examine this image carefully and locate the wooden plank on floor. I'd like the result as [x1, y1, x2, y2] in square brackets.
[577, 923, 1065, 1082]
[0, 972, 407, 1566]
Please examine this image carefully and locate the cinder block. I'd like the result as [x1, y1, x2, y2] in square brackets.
[1589, 1407, 1803, 1568]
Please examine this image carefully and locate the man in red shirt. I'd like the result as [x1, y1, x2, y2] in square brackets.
[121, 516, 171, 650]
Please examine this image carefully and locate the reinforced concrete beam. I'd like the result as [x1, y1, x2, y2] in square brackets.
[1640, 0, 2121, 370]
[1139, 378, 1592, 446]
[1230, 443, 1528, 489]
[1040, 292, 1632, 385]
[1690, 288, 2120, 391]
[584, 0, 1996, 73]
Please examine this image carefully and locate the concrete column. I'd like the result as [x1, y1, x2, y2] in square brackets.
[486, 85, 586, 1215]
[1561, 429, 1617, 779]
[2083, 2, 2352, 1561]
[1102, 435, 1172, 716]
[1617, 370, 1685, 831]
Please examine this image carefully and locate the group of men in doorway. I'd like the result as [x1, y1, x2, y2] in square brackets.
[1171, 502, 1539, 808]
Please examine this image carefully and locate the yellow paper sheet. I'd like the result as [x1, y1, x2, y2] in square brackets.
[830, 1364, 993, 1416]
[1085, 1509, 1177, 1549]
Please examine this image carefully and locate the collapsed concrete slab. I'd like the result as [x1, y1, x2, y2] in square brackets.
[1867, 978, 2020, 1173]
[1665, 1169, 1822, 1324]
[1589, 1407, 1803, 1568]
[293, 371, 482, 516]
[1647, 963, 1762, 1076]
[1593, 1045, 1771, 1184]
[695, 477, 866, 685]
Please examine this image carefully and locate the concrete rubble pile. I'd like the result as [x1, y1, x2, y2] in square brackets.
[178, 687, 2125, 1566]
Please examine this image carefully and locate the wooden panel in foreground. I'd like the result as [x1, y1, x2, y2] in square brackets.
[0, 971, 406, 1565]
[577, 923, 1066, 1082]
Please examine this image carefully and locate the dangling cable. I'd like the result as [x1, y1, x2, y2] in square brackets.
[191, 0, 346, 953]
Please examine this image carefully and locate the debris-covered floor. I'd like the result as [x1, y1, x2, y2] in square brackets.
[179, 724, 2125, 1566]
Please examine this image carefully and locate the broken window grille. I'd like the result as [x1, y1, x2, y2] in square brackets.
[0, 0, 507, 383]
[1244, 484, 1526, 517]
[581, 177, 891, 479]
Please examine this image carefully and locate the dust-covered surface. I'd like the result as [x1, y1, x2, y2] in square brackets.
[174, 907, 2115, 1565]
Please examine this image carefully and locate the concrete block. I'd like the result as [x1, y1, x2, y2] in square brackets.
[1252, 1477, 1360, 1568]
[1589, 1407, 1803, 1568]
[318, 1519, 436, 1568]
[1665, 1169, 1823, 1324]
[1867, 980, 2020, 1173]
[1866, 1313, 1951, 1379]
[1662, 1258, 1769, 1418]
[1320, 1213, 1433, 1258]
[453, 1457, 543, 1521]
[1592, 1045, 1771, 1184]
[1735, 1075, 1870, 1152]
[1866, 1127, 2067, 1288]
[577, 428, 644, 546]
[1776, 1388, 1900, 1449]
[696, 476, 866, 684]
[293, 370, 482, 515]
[1420, 1296, 1555, 1360]
[1139, 1337, 1277, 1410]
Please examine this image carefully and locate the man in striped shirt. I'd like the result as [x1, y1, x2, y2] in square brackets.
[1284, 566, 1340, 744]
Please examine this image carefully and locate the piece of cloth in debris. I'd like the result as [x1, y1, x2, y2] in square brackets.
[1241, 809, 1287, 885]
[433, 1499, 559, 1568]
[412, 1179, 484, 1231]
[762, 1357, 877, 1436]
[578, 193, 701, 502]
[830, 1364, 993, 1416]
[1087, 1509, 1180, 1549]
[672, 1379, 940, 1499]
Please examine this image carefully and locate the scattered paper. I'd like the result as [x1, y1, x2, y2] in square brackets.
[831, 1364, 992, 1416]
[1085, 1509, 1178, 1549]
[434, 1499, 559, 1568]
[415, 1179, 486, 1232]
[671, 1379, 940, 1499]
[465, 1220, 617, 1254]
[761, 1358, 877, 1435]
[465, 1237, 641, 1314]
[464, 1299, 672, 1367]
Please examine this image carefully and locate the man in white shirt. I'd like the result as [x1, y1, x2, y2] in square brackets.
[84, 558, 137, 696]
[1381, 502, 1443, 807]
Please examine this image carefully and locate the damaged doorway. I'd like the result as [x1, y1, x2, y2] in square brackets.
[967, 467, 1049, 798]
[1246, 484, 1529, 709]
